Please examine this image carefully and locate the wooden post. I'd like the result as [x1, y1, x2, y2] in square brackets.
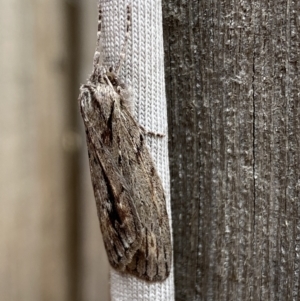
[0, 0, 75, 300]
[163, 0, 300, 300]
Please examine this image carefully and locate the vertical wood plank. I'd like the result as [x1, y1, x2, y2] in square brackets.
[163, 0, 300, 300]
[77, 1, 110, 300]
[0, 0, 76, 300]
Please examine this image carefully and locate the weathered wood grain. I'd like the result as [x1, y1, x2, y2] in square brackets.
[163, 0, 300, 300]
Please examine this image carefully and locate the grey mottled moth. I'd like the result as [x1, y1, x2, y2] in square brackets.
[78, 4, 172, 282]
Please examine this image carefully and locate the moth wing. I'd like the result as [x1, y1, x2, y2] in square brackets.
[114, 106, 172, 281]
[86, 131, 144, 271]
[81, 85, 172, 281]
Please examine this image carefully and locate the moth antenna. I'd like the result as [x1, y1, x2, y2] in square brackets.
[104, 75, 114, 90]
[115, 5, 131, 75]
[93, 4, 102, 72]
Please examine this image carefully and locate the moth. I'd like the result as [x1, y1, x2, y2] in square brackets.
[78, 4, 172, 282]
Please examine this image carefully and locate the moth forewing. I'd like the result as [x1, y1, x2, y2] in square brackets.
[78, 5, 172, 282]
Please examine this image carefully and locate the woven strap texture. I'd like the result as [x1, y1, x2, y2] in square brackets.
[99, 0, 174, 300]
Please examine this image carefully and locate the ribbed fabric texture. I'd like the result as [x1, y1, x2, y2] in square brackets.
[99, 0, 174, 300]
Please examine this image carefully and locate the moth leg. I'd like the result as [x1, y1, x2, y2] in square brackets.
[115, 5, 131, 75]
[139, 125, 165, 138]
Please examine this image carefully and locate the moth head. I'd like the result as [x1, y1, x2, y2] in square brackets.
[106, 70, 118, 87]
[79, 83, 113, 128]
